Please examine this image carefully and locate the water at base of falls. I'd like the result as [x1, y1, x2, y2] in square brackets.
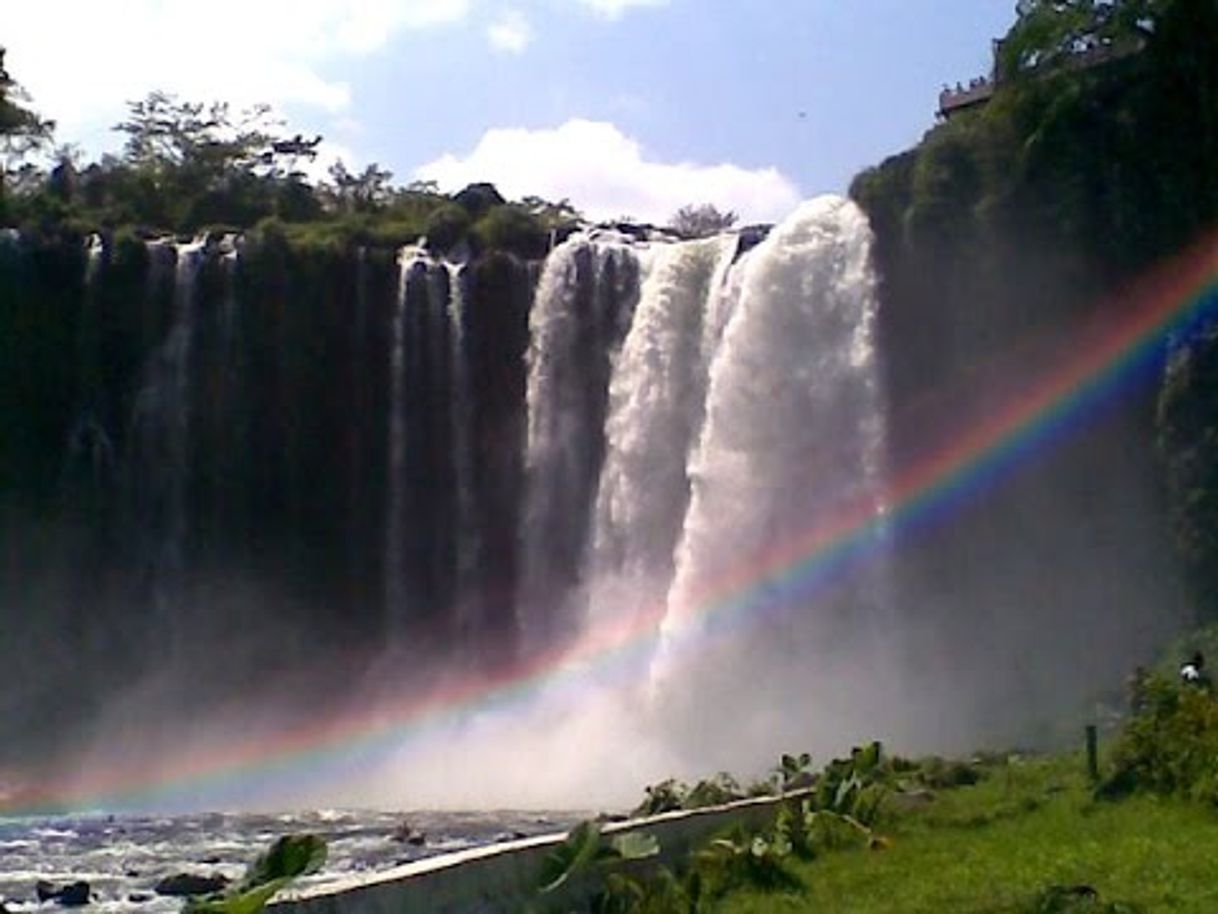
[0, 809, 582, 913]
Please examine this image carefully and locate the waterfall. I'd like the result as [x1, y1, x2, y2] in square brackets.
[518, 232, 642, 649]
[385, 246, 429, 637]
[65, 234, 116, 491]
[584, 235, 736, 633]
[518, 201, 887, 686]
[656, 197, 886, 688]
[84, 233, 104, 287]
[446, 262, 480, 643]
[128, 239, 206, 658]
[385, 247, 471, 644]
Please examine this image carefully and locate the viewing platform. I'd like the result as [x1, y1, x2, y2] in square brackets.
[937, 36, 1143, 121]
[938, 78, 995, 119]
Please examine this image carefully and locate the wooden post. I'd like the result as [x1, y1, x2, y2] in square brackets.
[1085, 725, 1099, 783]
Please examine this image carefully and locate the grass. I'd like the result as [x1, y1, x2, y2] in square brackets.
[716, 753, 1218, 913]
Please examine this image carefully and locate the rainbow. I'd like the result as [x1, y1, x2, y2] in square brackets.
[5, 233, 1218, 818]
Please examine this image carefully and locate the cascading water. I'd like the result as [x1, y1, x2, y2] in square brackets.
[518, 233, 643, 648]
[385, 246, 429, 637]
[651, 198, 888, 746]
[504, 198, 892, 773]
[584, 235, 737, 634]
[65, 235, 116, 491]
[127, 239, 206, 658]
[386, 247, 478, 646]
[446, 262, 481, 644]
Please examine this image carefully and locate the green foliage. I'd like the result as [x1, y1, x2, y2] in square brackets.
[537, 820, 660, 896]
[519, 194, 583, 230]
[997, 0, 1160, 80]
[424, 202, 472, 253]
[718, 751, 1218, 914]
[691, 828, 803, 899]
[184, 834, 327, 914]
[1100, 674, 1218, 802]
[472, 204, 547, 258]
[634, 773, 747, 817]
[685, 772, 745, 810]
[325, 160, 393, 214]
[808, 742, 890, 826]
[0, 46, 53, 158]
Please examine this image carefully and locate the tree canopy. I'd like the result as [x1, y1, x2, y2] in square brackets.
[998, 0, 1165, 78]
[0, 56, 584, 253]
[668, 203, 738, 239]
[0, 48, 52, 151]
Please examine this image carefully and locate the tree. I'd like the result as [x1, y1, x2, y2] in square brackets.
[668, 203, 738, 239]
[520, 194, 583, 228]
[326, 160, 394, 213]
[0, 48, 52, 153]
[0, 47, 53, 212]
[110, 91, 323, 230]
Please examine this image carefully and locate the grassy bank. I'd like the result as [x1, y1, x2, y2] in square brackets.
[718, 752, 1218, 914]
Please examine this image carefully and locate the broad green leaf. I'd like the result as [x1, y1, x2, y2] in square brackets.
[610, 831, 660, 861]
[184, 880, 285, 914]
[241, 835, 327, 889]
[538, 820, 606, 894]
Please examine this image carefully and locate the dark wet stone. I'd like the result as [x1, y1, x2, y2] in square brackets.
[733, 225, 771, 261]
[127, 893, 153, 904]
[55, 882, 91, 907]
[391, 821, 426, 845]
[154, 873, 230, 897]
[35, 881, 92, 907]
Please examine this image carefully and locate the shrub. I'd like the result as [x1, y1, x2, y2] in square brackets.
[1100, 674, 1218, 802]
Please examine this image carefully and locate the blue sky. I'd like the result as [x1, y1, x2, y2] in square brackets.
[5, 0, 1014, 222]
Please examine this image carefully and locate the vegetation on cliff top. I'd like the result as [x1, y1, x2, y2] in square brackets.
[0, 76, 580, 258]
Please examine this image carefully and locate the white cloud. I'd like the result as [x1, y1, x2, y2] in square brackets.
[414, 119, 802, 224]
[487, 10, 534, 53]
[572, 0, 670, 19]
[2, 0, 470, 148]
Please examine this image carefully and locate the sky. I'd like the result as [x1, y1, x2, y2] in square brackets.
[3, 0, 1014, 223]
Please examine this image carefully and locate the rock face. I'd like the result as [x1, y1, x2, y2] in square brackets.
[153, 873, 230, 897]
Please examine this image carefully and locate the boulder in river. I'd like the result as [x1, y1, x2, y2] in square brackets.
[34, 881, 91, 907]
[153, 873, 230, 897]
[55, 883, 91, 907]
